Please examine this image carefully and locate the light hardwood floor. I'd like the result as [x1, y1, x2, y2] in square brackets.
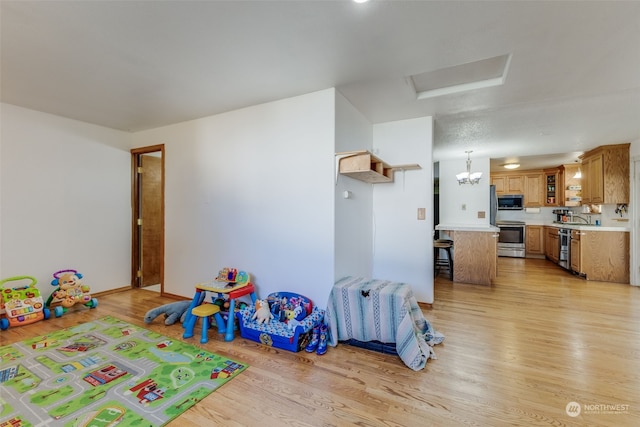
[3, 258, 639, 426]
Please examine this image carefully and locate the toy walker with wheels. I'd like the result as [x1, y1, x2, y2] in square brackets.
[46, 269, 97, 317]
[0, 275, 51, 330]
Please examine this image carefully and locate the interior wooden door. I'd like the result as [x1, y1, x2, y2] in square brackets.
[131, 145, 164, 290]
[140, 154, 162, 286]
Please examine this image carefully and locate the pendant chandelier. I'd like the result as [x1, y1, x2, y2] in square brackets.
[456, 150, 483, 185]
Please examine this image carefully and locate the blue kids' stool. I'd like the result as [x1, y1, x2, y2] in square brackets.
[183, 304, 226, 344]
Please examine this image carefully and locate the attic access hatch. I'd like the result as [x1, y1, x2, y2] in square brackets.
[336, 151, 421, 184]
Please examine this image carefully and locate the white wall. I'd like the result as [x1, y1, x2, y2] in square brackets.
[0, 104, 132, 297]
[1, 95, 438, 308]
[438, 156, 491, 227]
[131, 89, 336, 306]
[0, 105, 3, 277]
[372, 117, 434, 303]
[631, 139, 640, 158]
[630, 139, 639, 287]
[334, 91, 374, 280]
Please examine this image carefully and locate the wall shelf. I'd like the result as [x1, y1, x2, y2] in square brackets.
[336, 151, 421, 184]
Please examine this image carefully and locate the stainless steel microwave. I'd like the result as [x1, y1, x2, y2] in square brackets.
[498, 194, 524, 210]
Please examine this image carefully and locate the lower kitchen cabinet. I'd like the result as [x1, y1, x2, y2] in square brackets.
[451, 230, 498, 285]
[437, 228, 498, 285]
[570, 230, 581, 272]
[570, 230, 629, 283]
[544, 226, 559, 263]
[526, 225, 544, 257]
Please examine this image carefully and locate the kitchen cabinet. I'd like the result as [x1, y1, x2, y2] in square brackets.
[580, 143, 630, 204]
[544, 226, 559, 263]
[545, 166, 582, 207]
[582, 153, 603, 204]
[491, 170, 544, 206]
[581, 159, 591, 203]
[560, 164, 581, 207]
[544, 164, 582, 207]
[544, 168, 560, 206]
[491, 173, 523, 195]
[525, 225, 544, 256]
[436, 228, 498, 286]
[524, 172, 544, 207]
[570, 230, 581, 273]
[570, 229, 629, 283]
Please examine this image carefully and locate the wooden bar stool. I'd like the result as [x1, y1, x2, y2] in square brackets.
[434, 239, 453, 280]
[183, 304, 226, 344]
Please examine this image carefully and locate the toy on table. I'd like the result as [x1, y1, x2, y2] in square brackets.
[183, 268, 257, 342]
[215, 268, 250, 286]
[212, 269, 252, 326]
[46, 269, 97, 317]
[0, 275, 51, 330]
[144, 300, 191, 325]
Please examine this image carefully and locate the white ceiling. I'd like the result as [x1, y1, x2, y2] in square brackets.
[2, 1, 639, 171]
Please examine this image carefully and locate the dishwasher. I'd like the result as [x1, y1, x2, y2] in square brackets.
[558, 228, 571, 269]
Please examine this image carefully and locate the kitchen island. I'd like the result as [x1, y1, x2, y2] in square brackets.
[435, 224, 500, 286]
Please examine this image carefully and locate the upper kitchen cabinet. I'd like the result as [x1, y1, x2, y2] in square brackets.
[543, 166, 580, 207]
[580, 143, 630, 204]
[543, 168, 560, 206]
[524, 172, 544, 207]
[491, 170, 543, 207]
[491, 173, 524, 195]
[560, 164, 582, 207]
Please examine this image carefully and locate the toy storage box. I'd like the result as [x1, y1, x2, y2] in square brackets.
[235, 292, 325, 352]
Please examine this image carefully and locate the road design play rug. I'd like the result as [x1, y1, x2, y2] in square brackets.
[0, 315, 248, 427]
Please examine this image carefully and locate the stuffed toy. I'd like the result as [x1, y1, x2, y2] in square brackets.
[284, 304, 306, 331]
[50, 270, 92, 308]
[252, 299, 274, 324]
[144, 300, 191, 325]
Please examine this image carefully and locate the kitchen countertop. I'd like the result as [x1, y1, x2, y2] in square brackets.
[436, 224, 500, 232]
[542, 222, 629, 232]
[437, 222, 629, 232]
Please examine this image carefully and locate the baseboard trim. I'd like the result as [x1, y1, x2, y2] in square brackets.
[92, 286, 132, 297]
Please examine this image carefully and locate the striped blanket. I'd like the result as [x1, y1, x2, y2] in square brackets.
[325, 276, 444, 371]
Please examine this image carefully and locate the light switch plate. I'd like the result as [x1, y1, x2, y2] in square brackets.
[417, 208, 426, 220]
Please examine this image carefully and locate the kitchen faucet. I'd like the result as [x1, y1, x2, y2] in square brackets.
[569, 213, 591, 224]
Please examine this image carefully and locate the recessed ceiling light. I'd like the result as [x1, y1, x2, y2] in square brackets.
[503, 163, 520, 170]
[353, 0, 369, 3]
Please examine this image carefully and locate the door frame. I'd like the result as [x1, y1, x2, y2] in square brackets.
[131, 144, 165, 291]
[632, 155, 639, 286]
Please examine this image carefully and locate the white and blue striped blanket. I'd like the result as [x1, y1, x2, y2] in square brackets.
[325, 276, 444, 371]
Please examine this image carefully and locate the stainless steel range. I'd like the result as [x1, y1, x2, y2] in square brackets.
[496, 220, 526, 258]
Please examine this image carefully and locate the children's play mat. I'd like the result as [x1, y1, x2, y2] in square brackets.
[0, 316, 248, 427]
